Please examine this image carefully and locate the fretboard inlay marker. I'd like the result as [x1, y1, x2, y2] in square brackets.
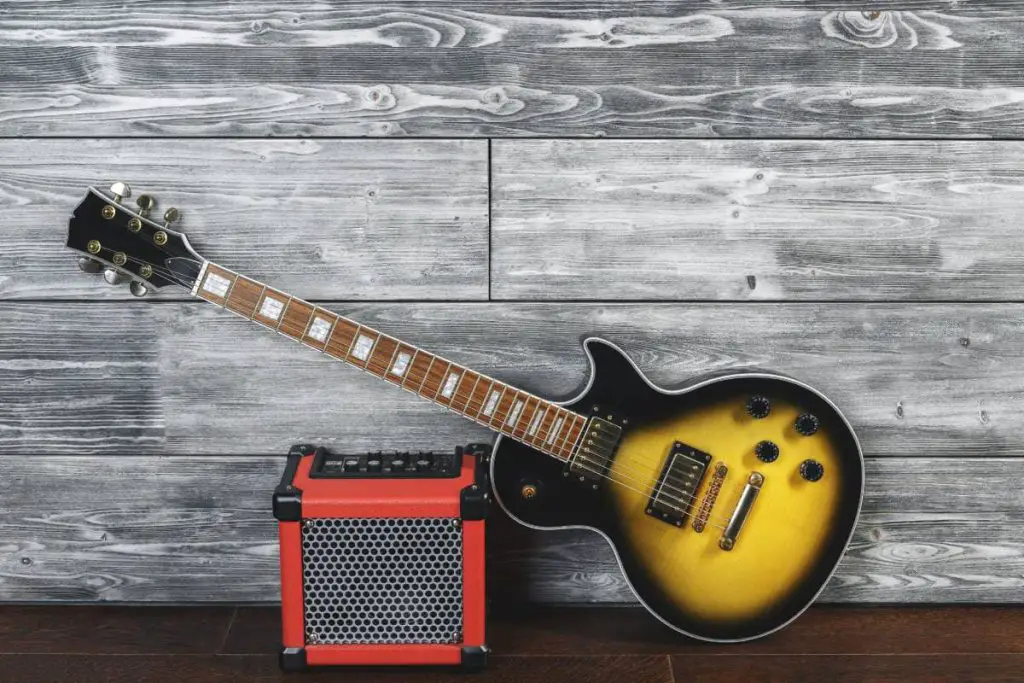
[201, 273, 232, 298]
[351, 334, 375, 361]
[506, 400, 524, 427]
[390, 351, 412, 377]
[440, 371, 461, 399]
[482, 390, 501, 417]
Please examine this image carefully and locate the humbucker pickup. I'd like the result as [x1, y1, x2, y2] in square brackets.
[646, 441, 712, 527]
[568, 416, 623, 486]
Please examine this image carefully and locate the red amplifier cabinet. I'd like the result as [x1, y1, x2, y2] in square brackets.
[274, 443, 489, 672]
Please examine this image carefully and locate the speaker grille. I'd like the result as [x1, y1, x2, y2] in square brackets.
[301, 517, 464, 645]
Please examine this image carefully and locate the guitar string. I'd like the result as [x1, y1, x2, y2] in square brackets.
[125, 257, 746, 530]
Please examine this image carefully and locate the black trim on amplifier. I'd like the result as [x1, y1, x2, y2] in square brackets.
[460, 444, 492, 521]
[460, 645, 489, 672]
[273, 444, 313, 522]
[279, 646, 307, 672]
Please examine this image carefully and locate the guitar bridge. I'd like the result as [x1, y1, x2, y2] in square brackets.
[646, 441, 711, 527]
[567, 414, 623, 488]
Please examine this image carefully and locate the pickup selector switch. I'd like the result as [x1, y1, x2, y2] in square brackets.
[795, 413, 820, 436]
[799, 459, 824, 482]
[746, 395, 771, 419]
[755, 440, 780, 463]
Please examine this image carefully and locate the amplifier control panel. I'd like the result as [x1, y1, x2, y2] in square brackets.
[308, 446, 463, 479]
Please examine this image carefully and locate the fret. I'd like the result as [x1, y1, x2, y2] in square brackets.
[453, 372, 481, 413]
[385, 343, 416, 385]
[253, 288, 288, 328]
[250, 284, 268, 320]
[301, 308, 338, 352]
[513, 396, 541, 439]
[400, 350, 422, 388]
[224, 276, 262, 319]
[220, 272, 240, 308]
[471, 379, 496, 419]
[279, 299, 315, 340]
[417, 357, 438, 395]
[325, 318, 358, 360]
[438, 366, 464, 406]
[553, 414, 584, 460]
[420, 359, 448, 400]
[366, 336, 399, 378]
[485, 385, 508, 424]
[538, 406, 562, 446]
[503, 393, 526, 432]
[275, 296, 295, 331]
[348, 329, 380, 368]
[564, 415, 587, 459]
[195, 264, 235, 305]
[403, 351, 433, 390]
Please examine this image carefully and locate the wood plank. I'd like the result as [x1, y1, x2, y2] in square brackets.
[0, 653, 673, 683]
[2, 302, 1024, 457]
[0, 606, 235, 654]
[492, 140, 1024, 301]
[2, 5, 1020, 49]
[4, 7, 1024, 136]
[0, 139, 488, 300]
[222, 604, 1024, 655]
[0, 455, 1022, 604]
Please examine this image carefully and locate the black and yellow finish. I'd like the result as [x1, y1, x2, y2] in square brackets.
[491, 338, 864, 643]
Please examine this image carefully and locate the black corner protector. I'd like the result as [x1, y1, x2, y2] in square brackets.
[279, 646, 307, 672]
[460, 482, 489, 521]
[288, 443, 316, 457]
[460, 645, 488, 672]
[273, 487, 303, 522]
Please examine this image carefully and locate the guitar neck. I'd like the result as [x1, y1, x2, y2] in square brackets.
[190, 262, 587, 462]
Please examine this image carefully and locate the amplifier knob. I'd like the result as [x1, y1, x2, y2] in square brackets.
[343, 458, 360, 472]
[415, 457, 432, 471]
[391, 458, 406, 470]
[746, 395, 771, 419]
[367, 458, 382, 472]
[799, 459, 825, 482]
[755, 440, 780, 463]
[795, 413, 820, 436]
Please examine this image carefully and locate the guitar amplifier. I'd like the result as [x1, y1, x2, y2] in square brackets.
[274, 442, 490, 672]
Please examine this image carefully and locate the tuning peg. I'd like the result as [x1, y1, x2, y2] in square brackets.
[136, 194, 156, 217]
[103, 268, 124, 285]
[162, 207, 180, 228]
[77, 257, 103, 274]
[130, 281, 149, 297]
[109, 182, 131, 204]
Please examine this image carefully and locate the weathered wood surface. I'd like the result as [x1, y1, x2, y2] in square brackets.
[1, 456, 1021, 603]
[0, 139, 488, 300]
[491, 140, 1024, 301]
[1, 301, 1022, 457]
[4, 6, 1024, 136]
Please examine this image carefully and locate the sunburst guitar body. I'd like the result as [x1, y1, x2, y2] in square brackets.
[491, 338, 864, 642]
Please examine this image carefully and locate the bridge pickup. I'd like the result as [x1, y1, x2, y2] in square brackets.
[646, 441, 711, 528]
[567, 416, 623, 486]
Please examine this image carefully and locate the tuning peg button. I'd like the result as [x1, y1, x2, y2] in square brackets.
[103, 268, 124, 285]
[163, 207, 180, 228]
[109, 182, 131, 204]
[78, 257, 103, 274]
[130, 281, 149, 297]
[136, 194, 156, 217]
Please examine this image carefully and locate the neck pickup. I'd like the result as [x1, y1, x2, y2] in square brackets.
[568, 416, 624, 488]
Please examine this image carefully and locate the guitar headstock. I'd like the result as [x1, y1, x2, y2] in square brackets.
[66, 183, 205, 296]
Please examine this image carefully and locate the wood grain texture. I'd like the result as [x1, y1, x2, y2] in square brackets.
[2, 301, 1023, 457]
[1, 456, 1022, 603]
[4, 7, 1024, 136]
[491, 140, 1024, 301]
[222, 604, 1024, 655]
[0, 139, 487, 300]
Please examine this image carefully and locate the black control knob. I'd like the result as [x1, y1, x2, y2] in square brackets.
[390, 458, 405, 470]
[746, 395, 771, 419]
[415, 457, 432, 472]
[343, 458, 360, 472]
[795, 413, 820, 436]
[799, 459, 824, 482]
[366, 458, 382, 472]
[755, 440, 780, 463]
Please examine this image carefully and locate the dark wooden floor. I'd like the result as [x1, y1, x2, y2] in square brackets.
[1, 606, 1022, 682]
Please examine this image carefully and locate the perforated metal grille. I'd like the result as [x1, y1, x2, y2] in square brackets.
[301, 517, 464, 645]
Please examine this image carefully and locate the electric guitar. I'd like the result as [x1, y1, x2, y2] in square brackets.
[66, 184, 864, 643]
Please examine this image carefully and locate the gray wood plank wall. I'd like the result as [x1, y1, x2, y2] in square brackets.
[2, 3, 1024, 605]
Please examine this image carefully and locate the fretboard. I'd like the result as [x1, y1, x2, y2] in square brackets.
[190, 262, 586, 462]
